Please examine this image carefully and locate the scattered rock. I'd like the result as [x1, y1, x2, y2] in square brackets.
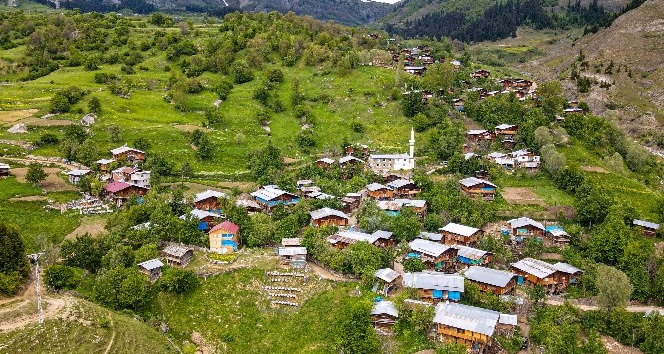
[80, 113, 96, 127]
[213, 100, 222, 108]
[41, 113, 58, 119]
[262, 126, 271, 133]
[7, 123, 27, 133]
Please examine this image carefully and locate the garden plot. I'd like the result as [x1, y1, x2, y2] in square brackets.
[0, 109, 38, 125]
[502, 187, 548, 206]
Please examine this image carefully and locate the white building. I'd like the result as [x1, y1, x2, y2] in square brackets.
[130, 170, 151, 189]
[368, 128, 415, 173]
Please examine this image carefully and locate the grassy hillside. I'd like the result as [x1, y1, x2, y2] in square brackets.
[0, 297, 175, 353]
[518, 0, 664, 148]
[0, 12, 412, 175]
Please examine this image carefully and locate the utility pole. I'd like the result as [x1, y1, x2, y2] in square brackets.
[27, 252, 45, 325]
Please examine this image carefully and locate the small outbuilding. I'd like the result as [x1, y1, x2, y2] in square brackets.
[162, 245, 193, 268]
[309, 207, 349, 227]
[375, 268, 401, 295]
[138, 258, 164, 282]
[633, 219, 660, 237]
[0, 163, 10, 177]
[370, 300, 399, 332]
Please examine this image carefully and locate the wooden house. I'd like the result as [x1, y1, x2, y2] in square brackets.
[187, 209, 223, 231]
[545, 226, 570, 245]
[250, 187, 299, 212]
[162, 245, 193, 267]
[66, 169, 91, 185]
[387, 179, 420, 198]
[208, 221, 239, 254]
[0, 163, 8, 177]
[474, 170, 488, 180]
[404, 66, 426, 76]
[327, 230, 393, 249]
[471, 69, 491, 79]
[371, 301, 399, 333]
[96, 159, 114, 173]
[511, 258, 579, 293]
[552, 262, 583, 285]
[403, 272, 464, 303]
[466, 129, 494, 143]
[454, 245, 493, 267]
[375, 268, 401, 296]
[277, 247, 307, 267]
[137, 259, 164, 282]
[408, 239, 457, 272]
[501, 137, 516, 150]
[235, 198, 261, 214]
[110, 145, 146, 162]
[309, 207, 349, 227]
[316, 157, 334, 168]
[463, 266, 517, 295]
[338, 155, 365, 167]
[112, 166, 136, 182]
[506, 217, 545, 240]
[366, 183, 393, 200]
[452, 98, 465, 111]
[433, 302, 500, 351]
[103, 181, 149, 206]
[194, 189, 226, 213]
[495, 124, 518, 137]
[439, 223, 482, 246]
[341, 193, 361, 213]
[633, 219, 660, 237]
[459, 177, 497, 201]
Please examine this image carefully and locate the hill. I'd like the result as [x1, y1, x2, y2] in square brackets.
[519, 0, 664, 150]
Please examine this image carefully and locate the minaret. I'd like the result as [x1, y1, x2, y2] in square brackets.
[409, 127, 415, 158]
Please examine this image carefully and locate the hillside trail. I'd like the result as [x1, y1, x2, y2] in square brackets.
[545, 298, 664, 314]
[307, 262, 347, 282]
[102, 314, 116, 354]
[2, 156, 85, 171]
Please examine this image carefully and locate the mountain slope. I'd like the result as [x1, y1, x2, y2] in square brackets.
[520, 0, 664, 148]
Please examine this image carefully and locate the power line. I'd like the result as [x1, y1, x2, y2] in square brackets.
[27, 253, 45, 325]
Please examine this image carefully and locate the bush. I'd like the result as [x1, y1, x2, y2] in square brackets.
[44, 265, 80, 290]
[231, 60, 254, 84]
[37, 133, 60, 146]
[402, 257, 425, 272]
[266, 68, 284, 83]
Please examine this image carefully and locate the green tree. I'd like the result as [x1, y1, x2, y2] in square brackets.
[26, 163, 47, 186]
[246, 213, 276, 247]
[101, 244, 135, 270]
[231, 60, 254, 84]
[403, 257, 425, 272]
[402, 91, 425, 118]
[76, 139, 99, 167]
[248, 142, 282, 184]
[356, 200, 390, 234]
[108, 125, 122, 143]
[44, 265, 79, 290]
[596, 264, 633, 311]
[335, 301, 381, 354]
[160, 267, 199, 294]
[60, 234, 109, 273]
[93, 267, 152, 311]
[195, 133, 213, 160]
[390, 208, 421, 243]
[0, 223, 29, 294]
[537, 81, 566, 119]
[134, 244, 158, 263]
[575, 181, 611, 227]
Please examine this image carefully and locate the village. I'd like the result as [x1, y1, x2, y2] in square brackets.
[2, 103, 661, 353]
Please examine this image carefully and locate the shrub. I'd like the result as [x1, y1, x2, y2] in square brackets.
[160, 267, 200, 294]
[44, 265, 80, 290]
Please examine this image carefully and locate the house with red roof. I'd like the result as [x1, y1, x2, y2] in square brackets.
[103, 181, 149, 206]
[209, 221, 240, 254]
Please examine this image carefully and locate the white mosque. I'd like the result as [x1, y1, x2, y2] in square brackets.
[368, 127, 416, 173]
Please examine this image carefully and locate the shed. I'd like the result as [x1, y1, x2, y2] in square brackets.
[371, 301, 399, 331]
[162, 245, 193, 267]
[66, 169, 91, 184]
[309, 207, 349, 227]
[138, 258, 164, 282]
[633, 219, 660, 237]
[403, 272, 464, 302]
[439, 222, 482, 246]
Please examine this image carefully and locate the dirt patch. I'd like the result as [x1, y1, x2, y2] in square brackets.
[0, 109, 39, 124]
[539, 253, 563, 261]
[8, 196, 47, 202]
[282, 157, 299, 164]
[581, 166, 609, 173]
[173, 124, 210, 132]
[12, 167, 76, 192]
[502, 187, 547, 206]
[602, 336, 643, 354]
[65, 216, 108, 240]
[217, 181, 258, 192]
[25, 119, 73, 127]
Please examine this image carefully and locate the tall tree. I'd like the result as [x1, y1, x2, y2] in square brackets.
[26, 163, 47, 186]
[596, 264, 633, 311]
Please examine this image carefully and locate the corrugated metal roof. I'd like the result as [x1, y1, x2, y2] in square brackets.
[372, 230, 393, 240]
[387, 179, 415, 189]
[454, 245, 489, 260]
[371, 300, 399, 318]
[194, 190, 226, 203]
[552, 262, 583, 275]
[188, 209, 222, 220]
[468, 129, 488, 135]
[277, 247, 307, 256]
[281, 238, 301, 247]
[487, 152, 506, 159]
[419, 232, 443, 241]
[138, 258, 163, 270]
[439, 223, 480, 237]
[403, 272, 465, 291]
[310, 207, 349, 220]
[499, 314, 518, 326]
[339, 155, 364, 164]
[508, 217, 545, 231]
[634, 219, 660, 230]
[375, 268, 400, 283]
[433, 302, 500, 336]
[96, 159, 115, 164]
[409, 239, 452, 257]
[367, 183, 388, 192]
[370, 154, 411, 159]
[496, 124, 516, 130]
[464, 266, 515, 288]
[511, 258, 557, 279]
[251, 187, 296, 201]
[67, 169, 91, 176]
[327, 231, 380, 245]
[110, 145, 144, 155]
[316, 157, 334, 164]
[394, 199, 426, 208]
[459, 177, 497, 188]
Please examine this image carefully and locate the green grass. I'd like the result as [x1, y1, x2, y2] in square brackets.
[494, 172, 575, 207]
[0, 176, 81, 252]
[0, 298, 175, 354]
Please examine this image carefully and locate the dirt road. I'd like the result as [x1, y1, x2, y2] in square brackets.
[545, 299, 664, 315]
